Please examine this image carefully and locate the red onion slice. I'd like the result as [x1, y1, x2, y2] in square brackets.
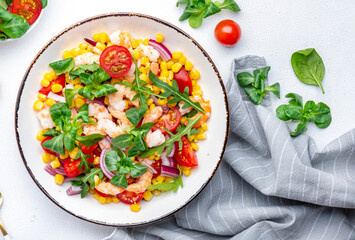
[150, 96, 169, 113]
[161, 145, 176, 168]
[99, 148, 115, 179]
[161, 166, 180, 178]
[141, 161, 157, 174]
[67, 186, 82, 196]
[84, 38, 97, 47]
[44, 164, 67, 176]
[149, 39, 172, 62]
[86, 97, 105, 106]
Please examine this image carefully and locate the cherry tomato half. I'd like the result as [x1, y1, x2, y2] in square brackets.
[80, 143, 99, 155]
[116, 191, 144, 205]
[214, 20, 241, 47]
[63, 159, 84, 178]
[152, 107, 181, 134]
[41, 137, 56, 155]
[173, 67, 192, 95]
[100, 45, 132, 78]
[94, 188, 109, 197]
[12, 0, 42, 25]
[173, 136, 198, 167]
[151, 159, 162, 178]
[38, 74, 66, 95]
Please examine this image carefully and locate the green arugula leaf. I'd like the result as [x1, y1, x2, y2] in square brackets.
[147, 175, 183, 193]
[149, 71, 204, 113]
[42, 129, 61, 137]
[183, 109, 198, 118]
[111, 173, 128, 188]
[77, 148, 92, 173]
[49, 58, 75, 76]
[130, 122, 154, 137]
[76, 168, 104, 194]
[41, 134, 65, 155]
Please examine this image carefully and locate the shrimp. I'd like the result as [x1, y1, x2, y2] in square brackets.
[188, 95, 211, 128]
[109, 110, 132, 126]
[96, 182, 124, 195]
[70, 108, 78, 121]
[37, 105, 55, 129]
[88, 102, 112, 121]
[99, 137, 111, 150]
[123, 59, 141, 83]
[136, 44, 160, 62]
[98, 118, 125, 138]
[145, 130, 165, 148]
[150, 62, 159, 75]
[109, 30, 132, 49]
[74, 52, 100, 65]
[83, 124, 105, 136]
[108, 85, 140, 113]
[142, 106, 163, 124]
[126, 170, 153, 193]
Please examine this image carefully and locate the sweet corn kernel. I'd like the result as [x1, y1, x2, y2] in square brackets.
[62, 50, 72, 59]
[79, 43, 88, 50]
[152, 190, 161, 196]
[137, 39, 144, 46]
[159, 77, 167, 82]
[171, 63, 182, 73]
[99, 32, 109, 44]
[159, 70, 169, 79]
[89, 189, 96, 195]
[143, 191, 153, 201]
[193, 85, 201, 91]
[164, 177, 174, 183]
[74, 98, 86, 108]
[172, 51, 183, 60]
[98, 196, 106, 204]
[183, 169, 191, 176]
[38, 93, 47, 102]
[93, 157, 100, 165]
[188, 135, 195, 142]
[167, 102, 177, 108]
[185, 61, 193, 71]
[131, 40, 139, 49]
[192, 90, 202, 96]
[156, 33, 164, 43]
[179, 56, 187, 65]
[69, 147, 79, 159]
[192, 80, 197, 86]
[74, 84, 84, 89]
[51, 84, 63, 93]
[190, 68, 200, 80]
[41, 78, 50, 87]
[138, 66, 146, 74]
[94, 193, 100, 200]
[45, 98, 55, 107]
[201, 123, 208, 131]
[131, 49, 141, 60]
[157, 98, 168, 105]
[96, 42, 106, 51]
[55, 125, 61, 131]
[148, 155, 155, 160]
[143, 39, 149, 45]
[160, 61, 168, 71]
[105, 197, 112, 204]
[147, 98, 154, 107]
[139, 73, 149, 82]
[44, 72, 52, 81]
[33, 100, 44, 111]
[55, 174, 65, 185]
[42, 153, 52, 163]
[141, 56, 149, 66]
[49, 154, 56, 161]
[180, 116, 187, 124]
[156, 175, 165, 183]
[153, 85, 160, 93]
[51, 158, 61, 169]
[93, 33, 100, 42]
[196, 133, 207, 140]
[150, 103, 156, 112]
[191, 143, 199, 151]
[107, 42, 114, 47]
[130, 203, 141, 212]
[112, 197, 120, 203]
[167, 60, 174, 69]
[80, 49, 88, 55]
[94, 175, 100, 186]
[167, 71, 174, 81]
[59, 150, 69, 159]
[36, 130, 46, 141]
[70, 48, 81, 57]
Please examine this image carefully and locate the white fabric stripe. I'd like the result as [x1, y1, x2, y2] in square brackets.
[346, 223, 355, 240]
[345, 130, 355, 182]
[250, 171, 274, 184]
[283, 206, 311, 239]
[185, 199, 192, 229]
[217, 170, 234, 234]
[321, 146, 329, 171]
[315, 170, 321, 204]
[239, 161, 272, 175]
[256, 228, 273, 240]
[329, 176, 334, 205]
[206, 183, 217, 233]
[301, 167, 308, 201]
[287, 148, 303, 198]
[343, 180, 348, 207]
[274, 138, 291, 192]
[305, 208, 326, 240]
[319, 208, 335, 240]
[333, 138, 342, 176]
[331, 215, 346, 240]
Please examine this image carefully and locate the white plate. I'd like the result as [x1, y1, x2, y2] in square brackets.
[15, 13, 229, 227]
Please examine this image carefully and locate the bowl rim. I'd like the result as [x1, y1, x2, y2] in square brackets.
[14, 12, 230, 227]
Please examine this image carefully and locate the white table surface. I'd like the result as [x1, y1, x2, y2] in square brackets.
[0, 0, 354, 239]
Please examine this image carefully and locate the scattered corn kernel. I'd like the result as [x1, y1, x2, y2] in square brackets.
[131, 49, 141, 60]
[156, 33, 164, 43]
[89, 189, 96, 195]
[74, 84, 84, 89]
[190, 68, 200, 80]
[70, 48, 81, 57]
[196, 133, 207, 140]
[160, 70, 169, 78]
[139, 73, 149, 82]
[79, 43, 88, 50]
[60, 151, 69, 159]
[149, 103, 156, 112]
[69, 147, 79, 159]
[171, 63, 182, 73]
[152, 190, 161, 196]
[143, 191, 153, 201]
[192, 80, 197, 86]
[160, 61, 168, 71]
[38, 93, 47, 102]
[51, 84, 63, 93]
[147, 98, 154, 107]
[191, 143, 199, 151]
[131, 40, 139, 49]
[172, 51, 183, 60]
[98, 196, 106, 204]
[45, 98, 55, 107]
[62, 50, 72, 59]
[156, 176, 165, 183]
[74, 98, 86, 108]
[33, 100, 44, 111]
[93, 33, 101, 42]
[164, 177, 174, 183]
[55, 174, 65, 185]
[167, 60, 174, 69]
[51, 158, 61, 169]
[141, 56, 149, 66]
[183, 169, 191, 176]
[112, 197, 120, 203]
[153, 85, 160, 93]
[41, 78, 50, 87]
[105, 197, 112, 204]
[179, 56, 187, 65]
[36, 130, 46, 141]
[157, 98, 168, 105]
[188, 135, 195, 142]
[130, 203, 141, 212]
[185, 61, 193, 71]
[44, 72, 52, 81]
[56, 125, 61, 131]
[192, 90, 202, 96]
[94, 175, 100, 186]
[96, 42, 106, 51]
[193, 85, 201, 91]
[99, 32, 109, 44]
[93, 157, 100, 165]
[42, 153, 51, 163]
[148, 154, 155, 160]
[143, 39, 149, 45]
[94, 193, 100, 200]
[167, 71, 174, 81]
[201, 123, 208, 131]
[180, 116, 187, 124]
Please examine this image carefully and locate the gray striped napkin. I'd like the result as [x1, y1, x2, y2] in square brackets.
[104, 56, 355, 240]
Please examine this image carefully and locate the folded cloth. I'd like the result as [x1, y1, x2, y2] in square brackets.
[104, 56, 355, 240]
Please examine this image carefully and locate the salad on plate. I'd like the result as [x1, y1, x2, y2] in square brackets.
[33, 30, 211, 212]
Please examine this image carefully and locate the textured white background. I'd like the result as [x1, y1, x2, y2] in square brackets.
[0, 0, 354, 239]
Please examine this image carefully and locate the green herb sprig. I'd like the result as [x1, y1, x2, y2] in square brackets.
[276, 93, 332, 137]
[72, 168, 104, 198]
[237, 66, 280, 105]
[177, 0, 240, 28]
[147, 168, 183, 192]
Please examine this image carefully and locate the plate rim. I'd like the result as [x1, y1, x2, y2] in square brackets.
[14, 12, 230, 227]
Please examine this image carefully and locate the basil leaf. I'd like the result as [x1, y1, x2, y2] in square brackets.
[63, 127, 77, 151]
[49, 103, 71, 131]
[291, 48, 325, 93]
[237, 72, 255, 87]
[42, 129, 61, 137]
[76, 134, 105, 146]
[78, 73, 94, 85]
[49, 58, 75, 76]
[130, 164, 147, 178]
[215, 0, 241, 12]
[111, 173, 128, 188]
[0, 8, 29, 38]
[125, 107, 147, 126]
[94, 84, 117, 98]
[111, 133, 134, 149]
[105, 150, 119, 171]
[41, 134, 65, 155]
[41, 0, 47, 8]
[70, 62, 101, 79]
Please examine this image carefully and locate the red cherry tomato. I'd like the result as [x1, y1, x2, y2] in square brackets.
[41, 137, 56, 155]
[151, 159, 162, 178]
[116, 191, 144, 205]
[173, 67, 192, 95]
[214, 20, 241, 47]
[80, 143, 99, 155]
[94, 188, 109, 197]
[173, 136, 198, 167]
[38, 74, 66, 95]
[100, 45, 132, 78]
[152, 107, 181, 134]
[63, 159, 84, 178]
[12, 0, 42, 25]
